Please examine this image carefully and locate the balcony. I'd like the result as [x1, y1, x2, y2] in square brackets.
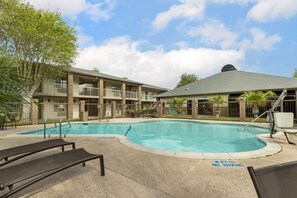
[104, 88, 122, 98]
[142, 93, 156, 101]
[79, 87, 99, 97]
[126, 91, 138, 99]
[34, 83, 67, 96]
[54, 83, 67, 93]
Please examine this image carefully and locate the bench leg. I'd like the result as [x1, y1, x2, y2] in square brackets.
[99, 156, 105, 176]
[284, 132, 295, 145]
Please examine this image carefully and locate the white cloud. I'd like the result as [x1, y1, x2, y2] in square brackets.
[75, 26, 95, 48]
[77, 34, 94, 48]
[174, 41, 190, 49]
[247, 0, 297, 22]
[151, 0, 205, 31]
[187, 19, 281, 51]
[24, 0, 116, 21]
[188, 20, 239, 49]
[207, 0, 258, 5]
[75, 36, 245, 88]
[240, 28, 281, 50]
[85, 0, 116, 21]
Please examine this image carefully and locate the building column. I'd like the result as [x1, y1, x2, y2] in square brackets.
[158, 101, 163, 117]
[67, 73, 73, 119]
[31, 99, 38, 125]
[192, 100, 197, 119]
[98, 78, 104, 119]
[79, 100, 87, 121]
[239, 98, 246, 122]
[121, 82, 126, 116]
[111, 101, 116, 118]
[295, 90, 297, 119]
[138, 85, 142, 110]
[134, 102, 138, 112]
[197, 100, 199, 117]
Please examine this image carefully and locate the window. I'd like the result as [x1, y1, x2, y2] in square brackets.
[54, 100, 66, 112]
[54, 79, 67, 88]
[111, 85, 121, 97]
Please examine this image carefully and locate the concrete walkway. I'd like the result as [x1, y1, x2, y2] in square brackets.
[1, 120, 297, 198]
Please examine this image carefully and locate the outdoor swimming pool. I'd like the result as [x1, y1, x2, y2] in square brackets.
[22, 120, 268, 153]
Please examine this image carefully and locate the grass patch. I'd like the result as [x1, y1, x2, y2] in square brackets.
[163, 115, 192, 119]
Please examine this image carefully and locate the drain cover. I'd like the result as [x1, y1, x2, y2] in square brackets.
[212, 160, 244, 167]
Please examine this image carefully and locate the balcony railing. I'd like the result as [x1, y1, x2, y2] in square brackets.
[104, 89, 122, 98]
[142, 93, 156, 101]
[54, 83, 67, 93]
[34, 83, 66, 96]
[126, 91, 138, 99]
[79, 87, 99, 96]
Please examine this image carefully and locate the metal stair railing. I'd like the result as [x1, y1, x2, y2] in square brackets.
[241, 89, 287, 134]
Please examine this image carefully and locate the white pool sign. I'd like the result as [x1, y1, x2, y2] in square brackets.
[212, 160, 244, 168]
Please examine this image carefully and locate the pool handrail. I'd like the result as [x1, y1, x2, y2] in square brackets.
[124, 125, 132, 136]
[242, 110, 270, 132]
[63, 120, 72, 138]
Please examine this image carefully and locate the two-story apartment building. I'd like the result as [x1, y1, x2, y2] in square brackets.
[34, 67, 168, 120]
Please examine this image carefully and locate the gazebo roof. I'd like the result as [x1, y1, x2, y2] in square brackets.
[157, 70, 297, 98]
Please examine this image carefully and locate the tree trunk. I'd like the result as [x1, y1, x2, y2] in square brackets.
[252, 106, 259, 118]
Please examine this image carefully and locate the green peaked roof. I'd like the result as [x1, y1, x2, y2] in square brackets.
[157, 70, 297, 98]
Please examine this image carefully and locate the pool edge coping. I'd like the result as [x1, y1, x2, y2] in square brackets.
[13, 119, 282, 159]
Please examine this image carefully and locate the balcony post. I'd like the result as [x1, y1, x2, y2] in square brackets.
[295, 90, 297, 119]
[138, 85, 142, 110]
[98, 78, 104, 119]
[158, 101, 163, 117]
[121, 82, 126, 116]
[67, 73, 73, 119]
[111, 101, 116, 118]
[134, 102, 138, 112]
[79, 100, 88, 121]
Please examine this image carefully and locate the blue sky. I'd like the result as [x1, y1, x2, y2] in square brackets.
[26, 0, 297, 88]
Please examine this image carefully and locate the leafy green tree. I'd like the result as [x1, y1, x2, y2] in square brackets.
[0, 0, 77, 96]
[176, 73, 198, 88]
[241, 91, 276, 118]
[293, 70, 297, 78]
[92, 67, 100, 73]
[169, 97, 187, 115]
[208, 96, 227, 117]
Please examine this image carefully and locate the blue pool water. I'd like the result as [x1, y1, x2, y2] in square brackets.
[22, 120, 268, 153]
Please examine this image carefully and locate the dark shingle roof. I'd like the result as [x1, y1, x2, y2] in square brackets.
[142, 84, 169, 91]
[70, 67, 142, 84]
[70, 67, 169, 91]
[157, 70, 297, 98]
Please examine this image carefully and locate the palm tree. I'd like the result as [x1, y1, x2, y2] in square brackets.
[208, 95, 227, 117]
[241, 91, 276, 118]
[0, 58, 29, 116]
[169, 97, 187, 115]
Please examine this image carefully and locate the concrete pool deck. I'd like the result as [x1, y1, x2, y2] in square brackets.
[1, 118, 297, 198]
